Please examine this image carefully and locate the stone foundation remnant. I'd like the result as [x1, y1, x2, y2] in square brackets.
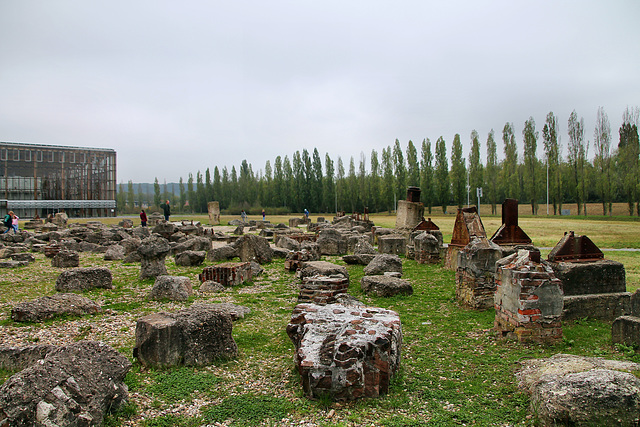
[287, 302, 402, 401]
[455, 236, 502, 309]
[395, 187, 424, 230]
[377, 234, 406, 256]
[445, 206, 488, 270]
[548, 231, 630, 321]
[494, 250, 563, 344]
[137, 235, 171, 280]
[207, 201, 221, 225]
[198, 262, 252, 287]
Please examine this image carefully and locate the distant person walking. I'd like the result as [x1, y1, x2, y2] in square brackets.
[140, 209, 148, 227]
[241, 209, 247, 223]
[3, 211, 12, 234]
[262, 209, 266, 221]
[304, 208, 309, 220]
[11, 213, 19, 233]
[162, 200, 171, 221]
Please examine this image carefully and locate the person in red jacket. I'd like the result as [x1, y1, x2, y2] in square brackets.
[140, 209, 148, 227]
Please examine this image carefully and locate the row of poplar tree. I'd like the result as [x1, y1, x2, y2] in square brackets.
[118, 106, 640, 216]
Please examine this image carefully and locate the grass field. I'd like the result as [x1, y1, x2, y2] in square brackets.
[3, 211, 640, 426]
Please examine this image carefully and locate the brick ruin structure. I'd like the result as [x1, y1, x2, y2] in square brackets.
[298, 275, 350, 305]
[548, 231, 630, 321]
[198, 262, 252, 287]
[395, 187, 424, 231]
[287, 302, 402, 401]
[494, 250, 564, 344]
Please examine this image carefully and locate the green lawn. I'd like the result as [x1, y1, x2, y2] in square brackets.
[3, 214, 640, 426]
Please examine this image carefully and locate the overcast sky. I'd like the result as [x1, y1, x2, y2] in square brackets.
[1, 1, 639, 183]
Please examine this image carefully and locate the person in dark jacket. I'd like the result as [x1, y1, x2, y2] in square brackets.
[140, 209, 148, 227]
[3, 211, 12, 234]
[162, 200, 171, 221]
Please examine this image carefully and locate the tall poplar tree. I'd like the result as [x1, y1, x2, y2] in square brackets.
[485, 130, 498, 214]
[370, 149, 381, 213]
[406, 140, 419, 186]
[358, 153, 368, 211]
[593, 107, 613, 215]
[502, 123, 519, 199]
[543, 112, 562, 215]
[178, 178, 185, 211]
[435, 136, 450, 213]
[618, 107, 640, 215]
[347, 156, 357, 211]
[523, 117, 540, 214]
[468, 130, 483, 209]
[312, 148, 323, 212]
[450, 134, 466, 208]
[381, 147, 394, 212]
[323, 154, 335, 213]
[273, 156, 284, 208]
[187, 173, 194, 212]
[420, 138, 434, 214]
[283, 156, 293, 210]
[336, 157, 346, 211]
[568, 110, 587, 215]
[393, 139, 406, 201]
[153, 177, 161, 207]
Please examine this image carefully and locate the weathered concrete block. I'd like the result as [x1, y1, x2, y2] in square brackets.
[550, 259, 626, 296]
[612, 315, 640, 347]
[361, 275, 413, 297]
[137, 235, 171, 280]
[287, 303, 402, 401]
[12, 293, 101, 322]
[148, 275, 193, 301]
[563, 292, 632, 322]
[455, 237, 502, 310]
[134, 305, 238, 367]
[55, 267, 113, 292]
[363, 254, 402, 276]
[299, 261, 348, 280]
[377, 235, 406, 256]
[51, 250, 79, 268]
[174, 250, 206, 266]
[317, 228, 348, 255]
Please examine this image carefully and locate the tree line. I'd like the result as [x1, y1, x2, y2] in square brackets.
[117, 106, 640, 216]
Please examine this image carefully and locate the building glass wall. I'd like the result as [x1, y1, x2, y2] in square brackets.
[0, 142, 116, 218]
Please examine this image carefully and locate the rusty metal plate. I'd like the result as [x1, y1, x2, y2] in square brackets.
[547, 231, 604, 262]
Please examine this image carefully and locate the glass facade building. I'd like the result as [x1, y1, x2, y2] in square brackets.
[0, 141, 116, 218]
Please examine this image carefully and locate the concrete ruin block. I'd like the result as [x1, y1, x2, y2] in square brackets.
[174, 250, 206, 267]
[134, 306, 238, 368]
[232, 234, 273, 264]
[494, 250, 563, 344]
[414, 232, 441, 264]
[361, 276, 413, 297]
[550, 259, 626, 296]
[517, 354, 640, 427]
[137, 235, 171, 280]
[299, 261, 348, 281]
[317, 228, 348, 255]
[103, 244, 125, 261]
[363, 254, 402, 276]
[287, 303, 402, 401]
[55, 267, 113, 292]
[198, 262, 252, 287]
[207, 201, 221, 225]
[298, 275, 350, 304]
[395, 199, 424, 230]
[377, 235, 406, 256]
[11, 293, 102, 322]
[563, 292, 632, 322]
[612, 315, 640, 347]
[51, 250, 79, 268]
[148, 275, 193, 301]
[455, 237, 502, 309]
[0, 341, 131, 427]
